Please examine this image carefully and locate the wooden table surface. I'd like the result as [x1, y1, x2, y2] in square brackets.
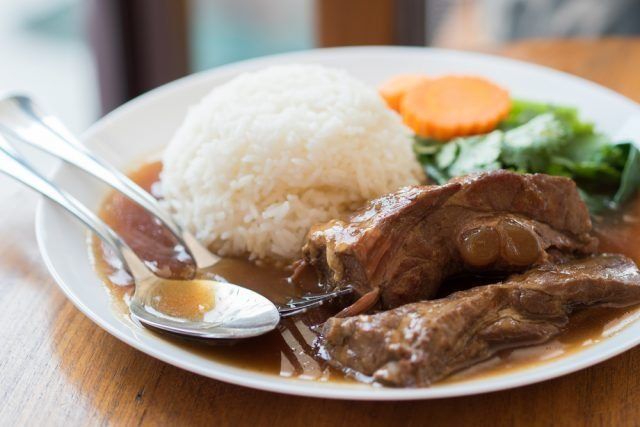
[2, 38, 640, 426]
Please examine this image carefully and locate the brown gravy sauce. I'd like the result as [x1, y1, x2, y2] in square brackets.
[91, 161, 640, 386]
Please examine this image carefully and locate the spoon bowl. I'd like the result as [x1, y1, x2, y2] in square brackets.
[0, 94, 352, 317]
[0, 135, 281, 339]
[130, 278, 280, 339]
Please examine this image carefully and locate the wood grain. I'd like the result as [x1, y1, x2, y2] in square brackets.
[2, 38, 640, 426]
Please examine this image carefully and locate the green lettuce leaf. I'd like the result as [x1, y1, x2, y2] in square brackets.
[501, 113, 568, 171]
[447, 131, 503, 177]
[613, 142, 640, 206]
[413, 99, 640, 214]
[499, 99, 594, 136]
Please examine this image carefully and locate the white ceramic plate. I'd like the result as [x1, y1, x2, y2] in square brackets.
[36, 46, 640, 400]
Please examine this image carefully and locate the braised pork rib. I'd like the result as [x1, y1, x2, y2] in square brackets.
[304, 171, 597, 308]
[320, 254, 640, 387]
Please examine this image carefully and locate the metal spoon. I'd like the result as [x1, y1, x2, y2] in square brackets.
[0, 94, 219, 273]
[0, 95, 351, 315]
[0, 134, 280, 339]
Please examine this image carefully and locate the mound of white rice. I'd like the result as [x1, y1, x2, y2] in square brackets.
[161, 64, 424, 261]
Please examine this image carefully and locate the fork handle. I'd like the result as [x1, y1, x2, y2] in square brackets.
[0, 134, 152, 281]
[0, 95, 219, 270]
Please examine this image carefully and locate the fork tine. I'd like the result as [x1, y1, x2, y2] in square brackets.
[277, 286, 353, 317]
[278, 300, 326, 318]
[285, 287, 353, 307]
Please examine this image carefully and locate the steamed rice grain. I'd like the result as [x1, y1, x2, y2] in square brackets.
[161, 64, 424, 261]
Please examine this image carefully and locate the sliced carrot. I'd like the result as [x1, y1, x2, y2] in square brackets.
[400, 76, 511, 140]
[378, 74, 431, 112]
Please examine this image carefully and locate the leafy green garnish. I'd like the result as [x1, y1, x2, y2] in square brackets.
[413, 99, 640, 214]
[499, 99, 594, 136]
[502, 114, 568, 171]
[447, 131, 503, 178]
[414, 132, 502, 184]
[614, 142, 640, 205]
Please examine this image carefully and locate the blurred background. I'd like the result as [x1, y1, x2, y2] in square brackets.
[1, 0, 639, 134]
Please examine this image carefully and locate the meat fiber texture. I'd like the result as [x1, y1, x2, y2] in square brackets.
[321, 254, 640, 387]
[304, 171, 597, 308]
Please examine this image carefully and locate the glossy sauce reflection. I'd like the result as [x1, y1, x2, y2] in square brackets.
[92, 162, 346, 381]
[92, 161, 640, 385]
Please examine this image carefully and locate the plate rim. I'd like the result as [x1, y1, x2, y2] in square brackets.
[35, 45, 640, 400]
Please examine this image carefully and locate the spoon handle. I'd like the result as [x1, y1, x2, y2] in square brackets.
[0, 134, 152, 282]
[0, 95, 219, 270]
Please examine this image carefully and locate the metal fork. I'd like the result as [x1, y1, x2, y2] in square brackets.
[279, 287, 353, 318]
[0, 94, 349, 316]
